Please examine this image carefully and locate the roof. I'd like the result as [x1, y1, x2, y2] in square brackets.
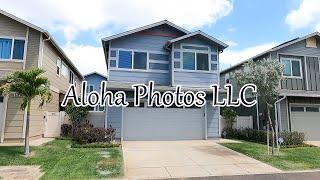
[84, 71, 108, 79]
[220, 32, 320, 74]
[166, 30, 228, 51]
[0, 9, 83, 79]
[102, 20, 189, 42]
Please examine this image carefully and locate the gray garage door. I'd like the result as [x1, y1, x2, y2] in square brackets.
[123, 107, 204, 140]
[290, 105, 320, 140]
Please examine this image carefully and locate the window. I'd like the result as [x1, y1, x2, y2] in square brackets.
[0, 38, 25, 60]
[69, 71, 74, 84]
[56, 59, 62, 76]
[133, 52, 147, 69]
[118, 50, 148, 70]
[182, 45, 209, 51]
[291, 106, 305, 112]
[183, 52, 209, 71]
[87, 85, 94, 93]
[118, 50, 132, 69]
[281, 57, 302, 78]
[196, 53, 209, 70]
[306, 106, 319, 112]
[183, 52, 195, 70]
[182, 44, 210, 71]
[61, 63, 68, 77]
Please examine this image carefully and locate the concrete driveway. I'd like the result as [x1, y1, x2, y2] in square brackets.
[122, 140, 281, 179]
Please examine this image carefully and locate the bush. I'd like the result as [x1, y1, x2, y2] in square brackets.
[222, 128, 305, 146]
[73, 124, 116, 144]
[279, 131, 304, 146]
[61, 124, 72, 137]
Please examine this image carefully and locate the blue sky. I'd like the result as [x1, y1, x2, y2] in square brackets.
[1, 0, 319, 75]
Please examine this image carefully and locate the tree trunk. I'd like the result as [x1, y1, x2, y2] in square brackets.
[24, 101, 31, 155]
[267, 107, 275, 155]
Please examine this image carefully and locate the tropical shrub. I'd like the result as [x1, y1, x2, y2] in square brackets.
[73, 124, 116, 144]
[222, 128, 305, 146]
[61, 124, 72, 137]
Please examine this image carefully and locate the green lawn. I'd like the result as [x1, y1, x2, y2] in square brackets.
[221, 141, 320, 170]
[0, 139, 123, 179]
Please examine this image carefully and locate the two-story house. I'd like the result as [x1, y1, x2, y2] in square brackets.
[101, 20, 228, 140]
[220, 32, 320, 140]
[0, 10, 82, 142]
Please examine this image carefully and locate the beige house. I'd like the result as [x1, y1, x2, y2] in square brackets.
[0, 9, 83, 143]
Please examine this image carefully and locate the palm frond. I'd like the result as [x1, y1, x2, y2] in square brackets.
[0, 68, 52, 109]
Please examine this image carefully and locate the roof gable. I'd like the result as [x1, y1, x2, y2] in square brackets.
[101, 20, 189, 42]
[166, 30, 228, 51]
[84, 72, 108, 79]
[221, 32, 320, 74]
[0, 9, 83, 79]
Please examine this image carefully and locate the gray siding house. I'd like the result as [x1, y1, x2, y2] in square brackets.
[0, 10, 82, 142]
[220, 32, 320, 140]
[101, 21, 228, 140]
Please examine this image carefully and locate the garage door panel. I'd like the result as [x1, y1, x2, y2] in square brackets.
[123, 107, 204, 140]
[291, 106, 320, 140]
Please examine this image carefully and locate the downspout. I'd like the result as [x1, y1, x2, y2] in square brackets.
[39, 34, 51, 68]
[274, 95, 286, 154]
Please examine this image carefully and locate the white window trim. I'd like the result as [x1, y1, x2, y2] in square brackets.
[182, 51, 210, 72]
[280, 57, 303, 79]
[0, 36, 26, 62]
[180, 43, 211, 72]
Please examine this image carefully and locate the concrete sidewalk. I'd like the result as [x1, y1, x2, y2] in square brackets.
[175, 170, 320, 180]
[122, 140, 281, 179]
[0, 166, 43, 180]
[0, 138, 54, 147]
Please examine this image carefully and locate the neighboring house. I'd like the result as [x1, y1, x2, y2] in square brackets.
[220, 32, 320, 140]
[101, 20, 228, 140]
[0, 10, 83, 142]
[84, 72, 108, 112]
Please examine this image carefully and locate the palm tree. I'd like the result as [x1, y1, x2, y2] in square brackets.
[0, 68, 51, 155]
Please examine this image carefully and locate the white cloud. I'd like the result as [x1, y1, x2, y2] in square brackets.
[62, 43, 107, 76]
[0, 0, 233, 41]
[286, 0, 320, 31]
[225, 40, 238, 47]
[227, 27, 236, 32]
[220, 42, 277, 67]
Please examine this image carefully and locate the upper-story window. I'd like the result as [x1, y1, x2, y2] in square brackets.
[87, 85, 94, 93]
[61, 63, 69, 77]
[0, 38, 25, 60]
[281, 57, 302, 78]
[182, 45, 209, 71]
[56, 59, 62, 76]
[69, 71, 75, 84]
[118, 50, 147, 70]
